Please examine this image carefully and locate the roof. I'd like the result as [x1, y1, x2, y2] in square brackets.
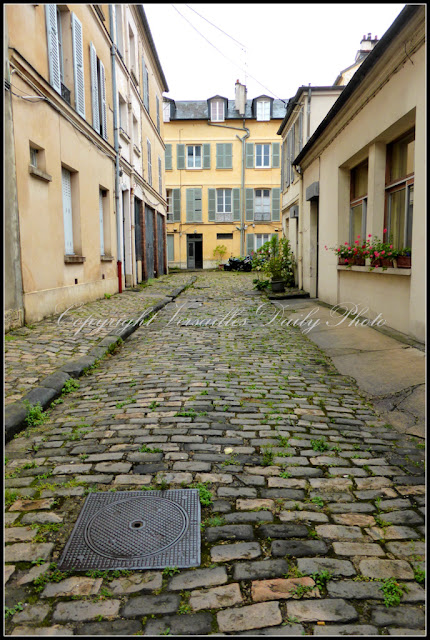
[277, 86, 344, 136]
[137, 6, 169, 93]
[293, 4, 421, 167]
[167, 98, 290, 121]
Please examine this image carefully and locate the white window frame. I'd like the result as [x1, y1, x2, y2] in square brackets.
[163, 101, 170, 122]
[256, 100, 270, 121]
[255, 233, 270, 250]
[186, 145, 202, 169]
[166, 189, 173, 222]
[211, 99, 225, 122]
[30, 147, 38, 167]
[255, 143, 271, 168]
[254, 189, 271, 221]
[216, 188, 232, 222]
[147, 139, 152, 186]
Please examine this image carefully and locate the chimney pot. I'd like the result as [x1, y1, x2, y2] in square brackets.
[368, 32, 371, 38]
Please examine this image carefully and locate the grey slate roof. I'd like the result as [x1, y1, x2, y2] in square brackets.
[168, 98, 290, 120]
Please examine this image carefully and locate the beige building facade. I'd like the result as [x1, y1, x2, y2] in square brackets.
[292, 5, 425, 342]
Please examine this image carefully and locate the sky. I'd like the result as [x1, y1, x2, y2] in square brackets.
[144, 3, 406, 101]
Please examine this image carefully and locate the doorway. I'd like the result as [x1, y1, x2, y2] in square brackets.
[187, 234, 203, 269]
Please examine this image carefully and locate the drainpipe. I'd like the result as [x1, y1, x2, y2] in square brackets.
[109, 5, 123, 292]
[208, 120, 250, 257]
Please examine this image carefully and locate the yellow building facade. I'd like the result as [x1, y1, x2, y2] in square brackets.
[163, 86, 288, 269]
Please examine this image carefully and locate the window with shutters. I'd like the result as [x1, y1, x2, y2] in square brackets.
[187, 145, 202, 169]
[166, 189, 180, 223]
[254, 189, 271, 221]
[118, 94, 129, 140]
[216, 143, 232, 169]
[350, 160, 368, 245]
[256, 234, 271, 250]
[255, 144, 270, 168]
[57, 7, 64, 84]
[142, 58, 149, 112]
[211, 99, 225, 122]
[165, 144, 172, 170]
[158, 157, 162, 194]
[216, 189, 233, 222]
[46, 6, 76, 106]
[384, 130, 414, 249]
[147, 139, 152, 186]
[90, 43, 107, 139]
[256, 100, 271, 121]
[128, 24, 138, 83]
[163, 100, 170, 122]
[166, 190, 173, 222]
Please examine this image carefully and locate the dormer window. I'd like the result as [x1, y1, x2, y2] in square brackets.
[257, 100, 271, 121]
[163, 101, 170, 122]
[211, 99, 225, 122]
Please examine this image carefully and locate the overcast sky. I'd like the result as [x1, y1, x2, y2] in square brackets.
[144, 3, 406, 101]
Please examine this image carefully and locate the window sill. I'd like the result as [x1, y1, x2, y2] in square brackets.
[101, 255, 114, 262]
[119, 128, 130, 143]
[337, 265, 411, 276]
[133, 144, 141, 156]
[64, 255, 86, 264]
[28, 165, 52, 182]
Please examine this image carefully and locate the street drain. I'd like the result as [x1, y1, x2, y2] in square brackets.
[58, 489, 200, 571]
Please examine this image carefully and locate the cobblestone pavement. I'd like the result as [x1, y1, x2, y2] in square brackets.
[4, 273, 190, 405]
[4, 272, 425, 636]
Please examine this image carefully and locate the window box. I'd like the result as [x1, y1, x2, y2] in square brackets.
[64, 255, 86, 264]
[396, 255, 411, 268]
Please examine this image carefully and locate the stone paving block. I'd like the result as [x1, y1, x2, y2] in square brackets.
[108, 572, 162, 594]
[75, 620, 143, 636]
[12, 604, 50, 623]
[11, 625, 74, 635]
[5, 543, 54, 563]
[5, 565, 15, 584]
[297, 558, 356, 577]
[385, 541, 426, 558]
[358, 558, 414, 579]
[387, 630, 426, 636]
[94, 462, 131, 473]
[279, 511, 329, 523]
[190, 583, 243, 611]
[210, 542, 262, 562]
[286, 599, 358, 622]
[376, 510, 424, 526]
[17, 563, 51, 586]
[332, 542, 385, 556]
[315, 525, 365, 540]
[236, 499, 274, 511]
[371, 606, 425, 628]
[41, 577, 102, 598]
[327, 580, 425, 602]
[237, 624, 305, 635]
[251, 577, 319, 602]
[5, 527, 37, 543]
[258, 524, 309, 539]
[8, 498, 56, 512]
[272, 540, 328, 557]
[121, 594, 180, 617]
[53, 600, 121, 622]
[224, 511, 273, 524]
[143, 612, 213, 636]
[217, 601, 282, 632]
[313, 624, 379, 635]
[233, 559, 289, 581]
[168, 567, 228, 590]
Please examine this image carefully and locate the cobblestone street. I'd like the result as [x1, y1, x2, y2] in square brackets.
[4, 272, 425, 636]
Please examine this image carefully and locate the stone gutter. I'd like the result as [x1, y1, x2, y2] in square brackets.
[4, 277, 196, 443]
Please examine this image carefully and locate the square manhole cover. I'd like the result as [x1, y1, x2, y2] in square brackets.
[57, 489, 201, 571]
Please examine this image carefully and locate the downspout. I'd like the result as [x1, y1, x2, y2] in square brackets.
[208, 120, 249, 257]
[109, 5, 123, 292]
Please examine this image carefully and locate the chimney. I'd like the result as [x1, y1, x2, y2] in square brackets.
[235, 81, 246, 116]
[355, 33, 379, 62]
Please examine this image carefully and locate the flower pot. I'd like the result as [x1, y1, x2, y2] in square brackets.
[271, 279, 285, 292]
[350, 256, 365, 266]
[396, 256, 411, 268]
[338, 257, 348, 265]
[371, 258, 394, 268]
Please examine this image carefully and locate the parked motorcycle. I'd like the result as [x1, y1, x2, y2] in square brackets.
[224, 255, 252, 272]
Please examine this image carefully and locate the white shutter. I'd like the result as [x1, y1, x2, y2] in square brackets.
[45, 4, 61, 93]
[71, 13, 85, 118]
[111, 4, 116, 44]
[99, 60, 108, 140]
[99, 190, 104, 255]
[62, 168, 74, 254]
[90, 43, 100, 133]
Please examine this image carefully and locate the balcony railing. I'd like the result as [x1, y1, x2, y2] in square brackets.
[61, 83, 71, 105]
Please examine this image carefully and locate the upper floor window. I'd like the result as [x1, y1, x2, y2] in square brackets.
[147, 139, 152, 186]
[163, 101, 170, 122]
[385, 131, 414, 249]
[128, 24, 137, 81]
[211, 99, 225, 122]
[254, 189, 271, 221]
[256, 100, 270, 121]
[187, 145, 202, 169]
[255, 144, 270, 168]
[166, 189, 173, 222]
[216, 189, 232, 222]
[350, 161, 368, 244]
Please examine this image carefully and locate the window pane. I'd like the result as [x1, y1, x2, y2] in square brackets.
[390, 134, 415, 182]
[389, 188, 406, 248]
[350, 204, 362, 243]
[263, 145, 270, 166]
[256, 146, 262, 164]
[256, 235, 263, 249]
[352, 162, 368, 199]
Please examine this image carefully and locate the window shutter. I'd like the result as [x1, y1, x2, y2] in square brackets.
[271, 188, 281, 221]
[111, 4, 116, 43]
[99, 190, 104, 255]
[71, 13, 85, 118]
[194, 188, 202, 222]
[299, 108, 303, 151]
[203, 143, 211, 169]
[272, 142, 280, 168]
[286, 132, 291, 188]
[99, 59, 107, 140]
[246, 233, 254, 255]
[281, 141, 285, 189]
[158, 156, 162, 194]
[90, 43, 99, 132]
[142, 57, 149, 111]
[45, 5, 61, 94]
[173, 188, 181, 222]
[216, 143, 224, 169]
[224, 143, 232, 169]
[62, 168, 74, 254]
[233, 188, 241, 222]
[177, 144, 185, 170]
[245, 188, 254, 221]
[165, 144, 172, 170]
[246, 143, 254, 168]
[156, 96, 160, 132]
[208, 188, 216, 222]
[291, 126, 295, 183]
[186, 188, 194, 222]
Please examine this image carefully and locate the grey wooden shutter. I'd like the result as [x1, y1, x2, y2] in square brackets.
[186, 189, 194, 222]
[45, 5, 61, 94]
[158, 156, 162, 194]
[156, 95, 160, 132]
[246, 233, 254, 255]
[203, 143, 211, 169]
[216, 143, 224, 169]
[272, 142, 280, 168]
[208, 188, 216, 222]
[224, 143, 232, 169]
[99, 189, 104, 255]
[281, 141, 285, 189]
[173, 189, 181, 222]
[71, 13, 85, 118]
[142, 57, 149, 111]
[246, 143, 254, 168]
[271, 188, 281, 221]
[290, 126, 295, 183]
[299, 109, 303, 151]
[165, 144, 172, 170]
[233, 188, 241, 222]
[194, 188, 202, 222]
[99, 60, 107, 139]
[286, 132, 291, 187]
[177, 144, 185, 170]
[62, 168, 74, 254]
[90, 43, 99, 132]
[245, 188, 254, 221]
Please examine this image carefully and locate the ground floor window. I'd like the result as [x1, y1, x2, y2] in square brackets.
[217, 233, 233, 240]
[349, 197, 367, 244]
[255, 233, 270, 249]
[167, 234, 174, 261]
[385, 181, 413, 248]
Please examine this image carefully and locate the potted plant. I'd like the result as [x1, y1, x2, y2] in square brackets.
[326, 235, 367, 266]
[367, 231, 396, 269]
[253, 236, 295, 292]
[213, 244, 228, 269]
[396, 247, 412, 268]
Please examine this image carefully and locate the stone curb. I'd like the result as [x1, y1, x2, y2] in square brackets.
[4, 277, 196, 443]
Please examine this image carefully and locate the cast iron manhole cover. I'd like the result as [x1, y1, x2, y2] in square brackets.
[58, 489, 200, 571]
